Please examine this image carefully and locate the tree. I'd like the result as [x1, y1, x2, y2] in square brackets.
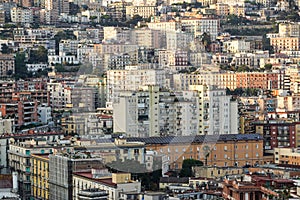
[262, 34, 274, 54]
[126, 15, 143, 26]
[201, 32, 211, 52]
[15, 52, 29, 79]
[264, 63, 272, 70]
[53, 31, 76, 54]
[1, 44, 13, 54]
[28, 46, 48, 63]
[179, 159, 203, 177]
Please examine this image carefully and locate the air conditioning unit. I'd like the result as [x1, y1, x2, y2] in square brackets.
[227, 157, 231, 160]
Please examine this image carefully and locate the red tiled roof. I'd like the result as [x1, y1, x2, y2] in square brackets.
[73, 171, 117, 187]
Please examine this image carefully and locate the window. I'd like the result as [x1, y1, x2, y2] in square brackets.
[25, 150, 30, 156]
[224, 146, 227, 151]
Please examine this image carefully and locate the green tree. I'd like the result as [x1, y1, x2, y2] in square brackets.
[53, 31, 76, 54]
[1, 44, 13, 54]
[29, 46, 48, 63]
[262, 34, 274, 53]
[179, 159, 203, 177]
[201, 32, 211, 52]
[264, 63, 272, 70]
[126, 15, 143, 26]
[15, 52, 29, 79]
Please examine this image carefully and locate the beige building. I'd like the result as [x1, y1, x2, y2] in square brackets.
[0, 9, 5, 24]
[193, 166, 244, 178]
[215, 3, 229, 16]
[10, 7, 33, 24]
[130, 28, 165, 48]
[229, 5, 245, 17]
[274, 148, 300, 165]
[73, 172, 141, 200]
[279, 23, 300, 37]
[125, 5, 157, 19]
[270, 37, 300, 52]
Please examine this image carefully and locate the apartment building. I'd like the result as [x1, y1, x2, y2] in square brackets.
[270, 37, 300, 52]
[215, 3, 229, 16]
[125, 5, 157, 19]
[47, 81, 72, 110]
[0, 99, 38, 127]
[44, 0, 69, 24]
[130, 28, 165, 48]
[104, 27, 130, 43]
[73, 172, 141, 200]
[113, 86, 199, 137]
[181, 18, 220, 40]
[0, 116, 14, 134]
[61, 113, 113, 135]
[10, 7, 33, 24]
[278, 23, 300, 37]
[254, 120, 297, 150]
[0, 54, 15, 77]
[223, 39, 251, 53]
[59, 40, 79, 56]
[31, 154, 50, 200]
[106, 65, 166, 102]
[0, 132, 63, 173]
[274, 147, 300, 165]
[48, 154, 106, 200]
[166, 30, 194, 50]
[0, 81, 16, 99]
[8, 140, 56, 200]
[147, 20, 181, 33]
[277, 94, 300, 111]
[189, 85, 238, 135]
[128, 133, 264, 170]
[229, 4, 245, 17]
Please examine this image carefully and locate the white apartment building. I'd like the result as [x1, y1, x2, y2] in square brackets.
[73, 172, 141, 200]
[0, 114, 14, 134]
[94, 43, 138, 55]
[48, 49, 79, 65]
[11, 7, 33, 24]
[37, 106, 52, 124]
[113, 86, 199, 137]
[223, 39, 251, 53]
[130, 28, 165, 48]
[77, 43, 95, 64]
[166, 30, 194, 50]
[104, 53, 131, 70]
[103, 27, 131, 43]
[173, 73, 222, 91]
[125, 5, 157, 19]
[59, 40, 79, 56]
[107, 65, 166, 102]
[278, 23, 300, 37]
[147, 21, 181, 33]
[181, 18, 220, 40]
[47, 81, 72, 110]
[26, 63, 49, 72]
[189, 85, 238, 135]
